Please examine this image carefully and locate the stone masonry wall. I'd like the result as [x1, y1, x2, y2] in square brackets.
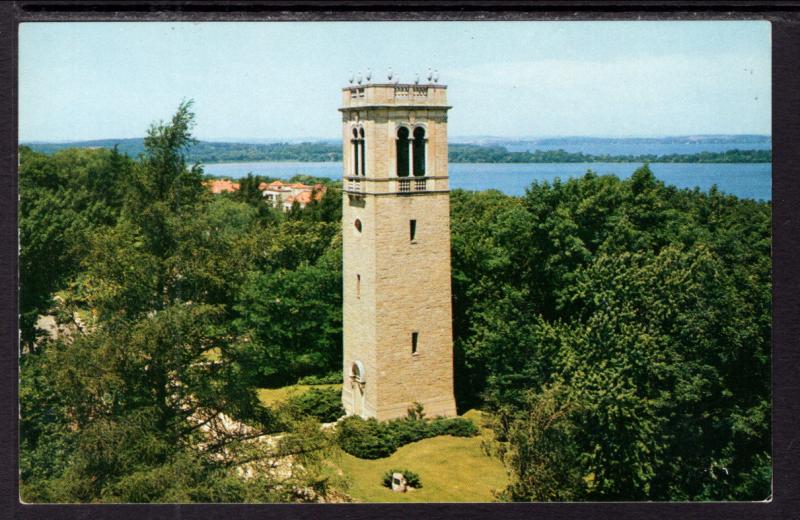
[341, 83, 456, 421]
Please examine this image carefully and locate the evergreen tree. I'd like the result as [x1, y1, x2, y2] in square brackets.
[20, 102, 331, 503]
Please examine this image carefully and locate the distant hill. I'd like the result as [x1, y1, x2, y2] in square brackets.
[449, 135, 772, 158]
[21, 135, 772, 164]
[22, 139, 342, 163]
[450, 135, 772, 146]
[447, 144, 771, 164]
[25, 138, 147, 157]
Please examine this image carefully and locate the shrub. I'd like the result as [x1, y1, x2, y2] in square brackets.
[388, 418, 429, 446]
[285, 387, 344, 423]
[336, 416, 397, 459]
[406, 402, 426, 421]
[386, 416, 478, 445]
[336, 409, 478, 459]
[428, 417, 479, 437]
[382, 469, 422, 489]
[297, 372, 341, 385]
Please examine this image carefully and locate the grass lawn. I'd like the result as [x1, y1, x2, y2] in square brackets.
[257, 383, 341, 408]
[255, 383, 508, 502]
[324, 409, 508, 502]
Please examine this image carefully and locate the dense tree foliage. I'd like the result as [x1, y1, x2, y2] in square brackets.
[20, 103, 770, 503]
[19, 145, 133, 349]
[235, 249, 342, 387]
[19, 103, 339, 503]
[451, 167, 771, 500]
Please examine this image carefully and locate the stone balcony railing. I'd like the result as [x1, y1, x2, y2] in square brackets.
[393, 85, 429, 98]
[397, 178, 427, 192]
[343, 176, 447, 195]
[341, 84, 448, 109]
[347, 177, 363, 193]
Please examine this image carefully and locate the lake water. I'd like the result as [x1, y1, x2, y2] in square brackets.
[204, 161, 771, 201]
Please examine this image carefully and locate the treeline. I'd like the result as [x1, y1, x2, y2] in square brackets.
[19, 103, 771, 502]
[447, 144, 772, 163]
[529, 134, 771, 146]
[28, 139, 342, 163]
[450, 171, 771, 501]
[26, 139, 771, 164]
[19, 103, 344, 503]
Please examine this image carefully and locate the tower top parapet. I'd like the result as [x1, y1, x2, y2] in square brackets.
[340, 83, 449, 111]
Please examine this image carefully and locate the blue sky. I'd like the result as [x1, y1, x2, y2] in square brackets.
[19, 21, 771, 141]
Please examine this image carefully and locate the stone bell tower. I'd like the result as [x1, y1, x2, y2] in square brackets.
[340, 80, 457, 421]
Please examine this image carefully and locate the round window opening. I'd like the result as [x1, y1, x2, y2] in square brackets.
[354, 218, 362, 233]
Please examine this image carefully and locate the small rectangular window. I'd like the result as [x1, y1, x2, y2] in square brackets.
[356, 274, 361, 299]
[409, 219, 417, 241]
[411, 332, 419, 354]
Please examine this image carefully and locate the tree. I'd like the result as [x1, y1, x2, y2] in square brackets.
[451, 167, 770, 501]
[18, 146, 133, 350]
[235, 173, 265, 205]
[232, 173, 283, 226]
[490, 384, 586, 501]
[20, 101, 331, 503]
[302, 185, 342, 224]
[235, 239, 343, 387]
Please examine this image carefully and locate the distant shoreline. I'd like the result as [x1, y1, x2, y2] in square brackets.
[21, 136, 772, 165]
[202, 159, 772, 166]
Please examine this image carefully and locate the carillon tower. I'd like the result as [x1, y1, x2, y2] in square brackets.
[340, 76, 457, 420]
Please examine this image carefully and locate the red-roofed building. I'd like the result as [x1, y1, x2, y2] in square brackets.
[293, 191, 312, 206]
[261, 180, 327, 211]
[206, 179, 240, 194]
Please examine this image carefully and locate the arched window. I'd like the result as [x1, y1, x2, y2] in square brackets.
[396, 126, 410, 177]
[351, 128, 359, 176]
[413, 127, 426, 177]
[350, 361, 365, 383]
[359, 128, 366, 176]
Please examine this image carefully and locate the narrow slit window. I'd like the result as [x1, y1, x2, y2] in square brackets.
[411, 332, 419, 354]
[352, 128, 359, 176]
[410, 219, 417, 241]
[356, 274, 361, 299]
[359, 127, 366, 176]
